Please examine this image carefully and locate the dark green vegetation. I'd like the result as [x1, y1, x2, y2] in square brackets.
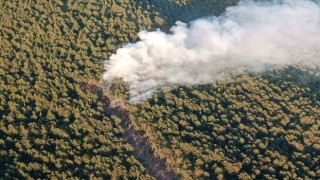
[0, 0, 165, 178]
[134, 67, 320, 179]
[0, 0, 319, 179]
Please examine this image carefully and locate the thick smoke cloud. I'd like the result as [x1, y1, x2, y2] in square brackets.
[103, 0, 320, 104]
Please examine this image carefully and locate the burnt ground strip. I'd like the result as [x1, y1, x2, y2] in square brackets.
[81, 83, 179, 180]
[121, 117, 178, 180]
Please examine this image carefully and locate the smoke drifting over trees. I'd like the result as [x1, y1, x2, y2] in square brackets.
[103, 0, 320, 103]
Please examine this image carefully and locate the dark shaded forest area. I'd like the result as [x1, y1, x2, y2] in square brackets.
[0, 0, 319, 179]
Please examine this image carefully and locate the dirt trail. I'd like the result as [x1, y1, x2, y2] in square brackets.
[81, 83, 179, 180]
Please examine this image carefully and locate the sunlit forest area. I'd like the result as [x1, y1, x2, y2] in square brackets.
[134, 67, 320, 179]
[0, 0, 319, 179]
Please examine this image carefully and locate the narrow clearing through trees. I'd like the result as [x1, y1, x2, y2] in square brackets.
[81, 83, 178, 180]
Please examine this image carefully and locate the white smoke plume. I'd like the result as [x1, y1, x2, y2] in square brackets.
[103, 0, 320, 104]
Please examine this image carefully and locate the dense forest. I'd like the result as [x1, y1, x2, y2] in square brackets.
[0, 0, 319, 179]
[134, 67, 320, 179]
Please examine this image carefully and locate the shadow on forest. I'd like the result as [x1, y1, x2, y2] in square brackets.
[147, 0, 239, 27]
[261, 66, 320, 96]
[152, 66, 320, 104]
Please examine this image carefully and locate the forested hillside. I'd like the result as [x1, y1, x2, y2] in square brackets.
[133, 67, 320, 179]
[0, 0, 166, 178]
[0, 0, 319, 179]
